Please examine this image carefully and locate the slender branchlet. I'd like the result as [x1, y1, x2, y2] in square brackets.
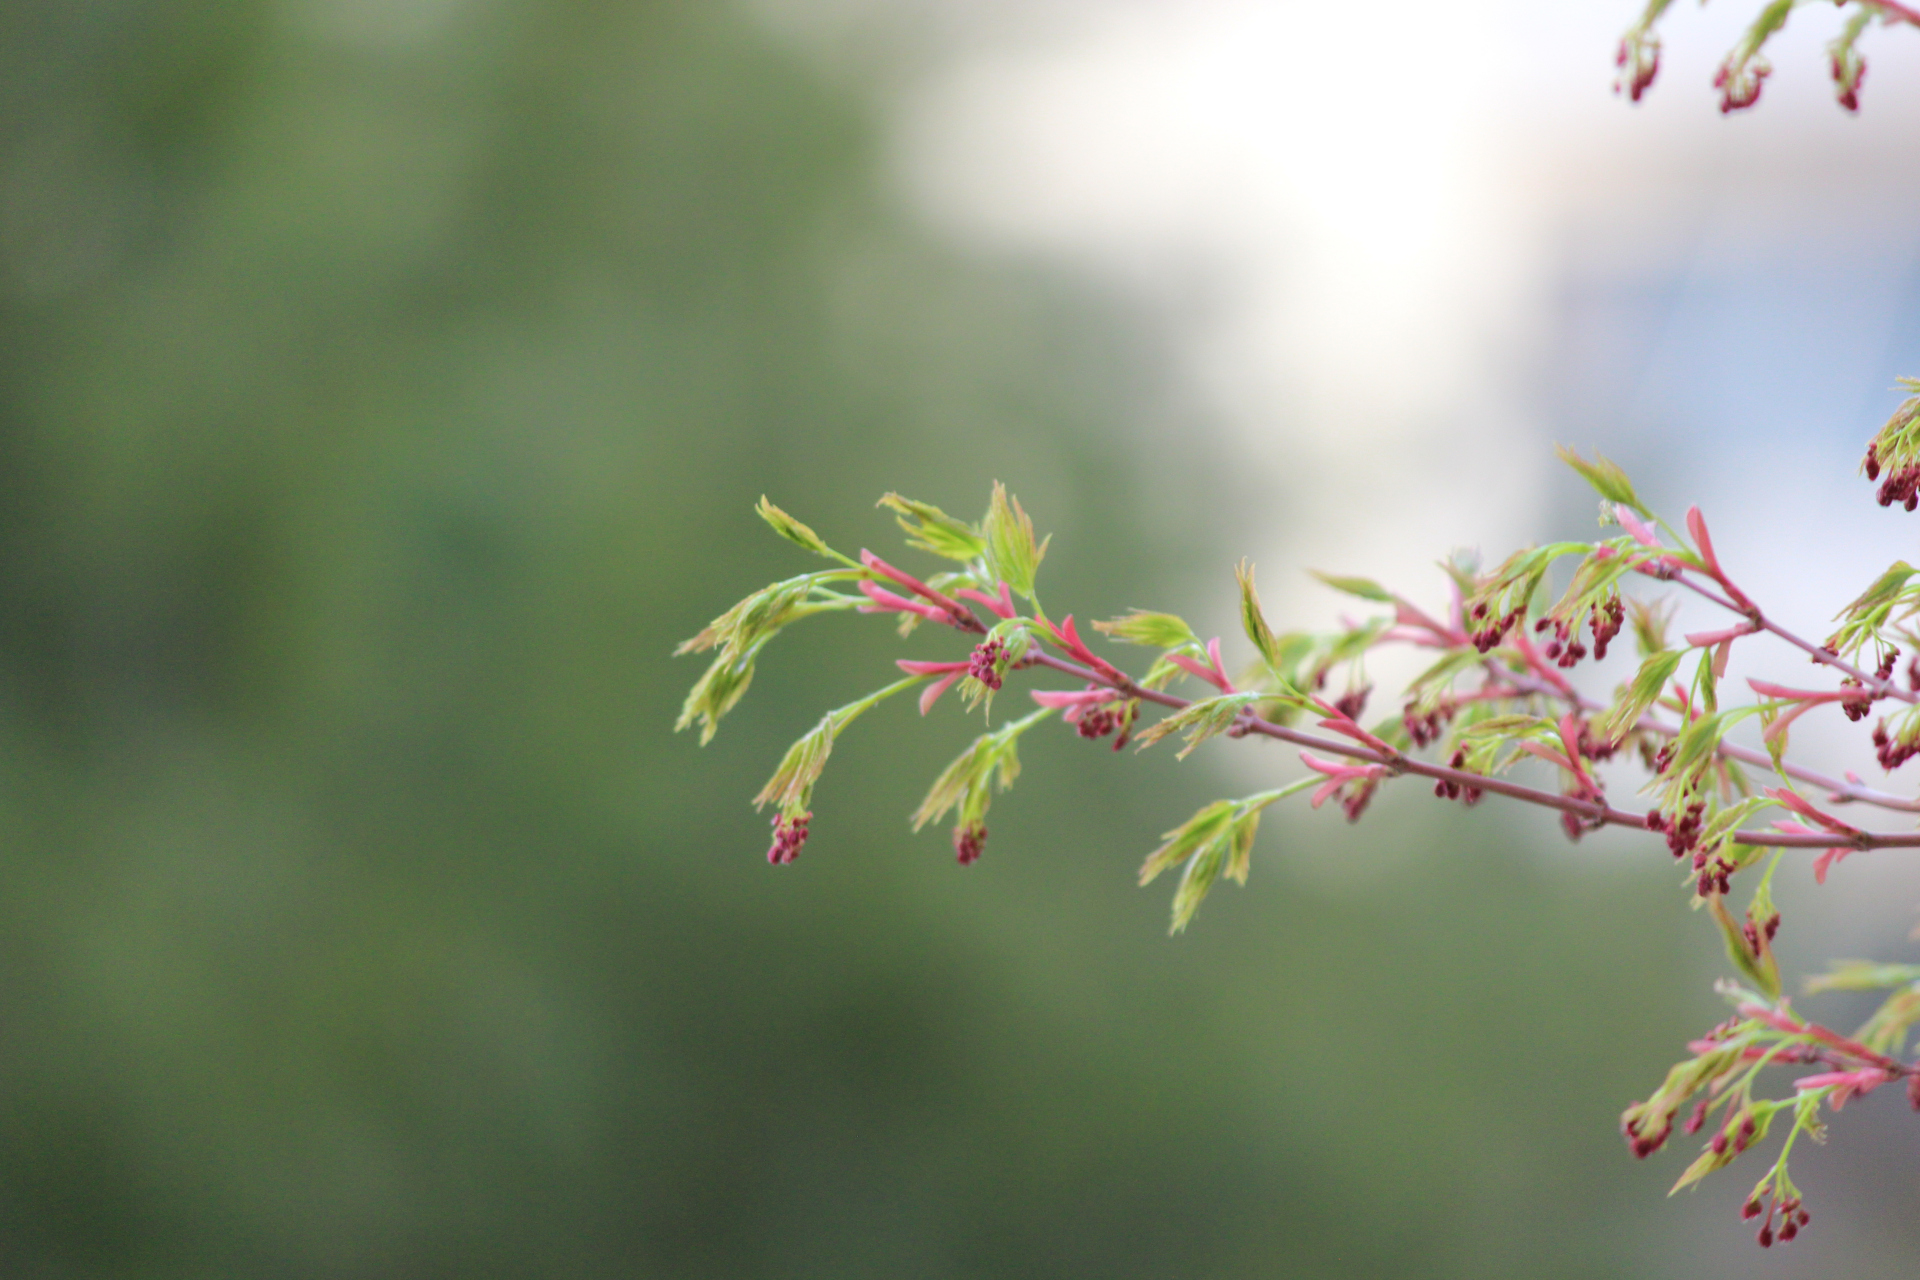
[671, 10, 1920, 1252]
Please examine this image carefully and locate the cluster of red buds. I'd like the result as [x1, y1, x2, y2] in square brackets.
[1432, 748, 1483, 806]
[1622, 1110, 1671, 1160]
[1614, 33, 1659, 102]
[1402, 700, 1456, 749]
[1332, 685, 1370, 721]
[1744, 1191, 1809, 1248]
[1839, 650, 1900, 723]
[1646, 800, 1704, 858]
[1833, 51, 1867, 112]
[1865, 442, 1920, 510]
[1840, 677, 1873, 721]
[1074, 699, 1135, 748]
[1739, 912, 1781, 957]
[1339, 778, 1378, 823]
[1590, 597, 1625, 660]
[768, 811, 811, 865]
[1466, 603, 1523, 654]
[1573, 719, 1617, 764]
[1871, 719, 1920, 770]
[1694, 849, 1736, 898]
[967, 638, 1006, 691]
[1532, 615, 1588, 669]
[1715, 57, 1771, 113]
[1717, 1112, 1760, 1159]
[953, 821, 987, 866]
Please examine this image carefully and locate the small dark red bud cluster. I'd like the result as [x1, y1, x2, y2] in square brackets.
[768, 811, 811, 865]
[1532, 614, 1588, 668]
[1402, 700, 1456, 748]
[1868, 442, 1920, 510]
[1715, 59, 1770, 114]
[1831, 49, 1867, 113]
[1621, 1110, 1670, 1159]
[1333, 684, 1371, 722]
[1680, 1099, 1709, 1135]
[1872, 719, 1920, 770]
[1739, 913, 1781, 959]
[1614, 37, 1659, 102]
[1075, 698, 1136, 751]
[1559, 782, 1608, 843]
[1589, 596, 1625, 661]
[1433, 749, 1482, 805]
[1645, 801, 1704, 858]
[968, 638, 1006, 691]
[953, 821, 986, 866]
[1840, 678, 1871, 722]
[1574, 720, 1616, 764]
[1749, 1190, 1809, 1248]
[1340, 779, 1377, 824]
[1694, 849, 1735, 898]
[1467, 602, 1523, 653]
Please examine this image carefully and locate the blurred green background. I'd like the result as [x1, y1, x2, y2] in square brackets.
[0, 2, 1887, 1275]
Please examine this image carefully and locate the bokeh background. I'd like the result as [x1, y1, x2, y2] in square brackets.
[1, 1, 1917, 1275]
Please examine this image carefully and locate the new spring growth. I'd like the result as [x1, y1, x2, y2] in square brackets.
[678, 374, 1920, 1248]
[1617, 0, 1920, 114]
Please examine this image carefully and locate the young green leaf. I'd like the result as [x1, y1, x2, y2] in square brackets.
[1133, 691, 1261, 760]
[1093, 611, 1200, 650]
[1309, 570, 1394, 604]
[1236, 560, 1281, 669]
[878, 493, 988, 562]
[755, 677, 923, 816]
[756, 496, 845, 562]
[1593, 648, 1685, 744]
[911, 707, 1054, 834]
[982, 482, 1048, 603]
[1556, 445, 1650, 517]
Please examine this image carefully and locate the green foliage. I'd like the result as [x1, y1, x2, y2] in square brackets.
[674, 569, 864, 743]
[1308, 570, 1394, 603]
[1095, 611, 1201, 650]
[878, 492, 989, 562]
[1133, 691, 1262, 760]
[1139, 787, 1300, 933]
[983, 482, 1049, 603]
[1557, 445, 1651, 517]
[755, 678, 923, 817]
[756, 496, 850, 563]
[912, 708, 1053, 836]
[1593, 649, 1686, 745]
[1823, 559, 1918, 660]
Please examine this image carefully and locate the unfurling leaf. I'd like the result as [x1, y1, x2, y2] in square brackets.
[1556, 444, 1650, 516]
[755, 677, 923, 817]
[1133, 691, 1261, 760]
[674, 569, 864, 741]
[911, 708, 1054, 834]
[1309, 570, 1393, 603]
[756, 496, 840, 560]
[1593, 648, 1686, 745]
[1237, 560, 1281, 668]
[1141, 787, 1296, 933]
[1095, 611, 1200, 651]
[982, 482, 1048, 602]
[878, 493, 988, 562]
